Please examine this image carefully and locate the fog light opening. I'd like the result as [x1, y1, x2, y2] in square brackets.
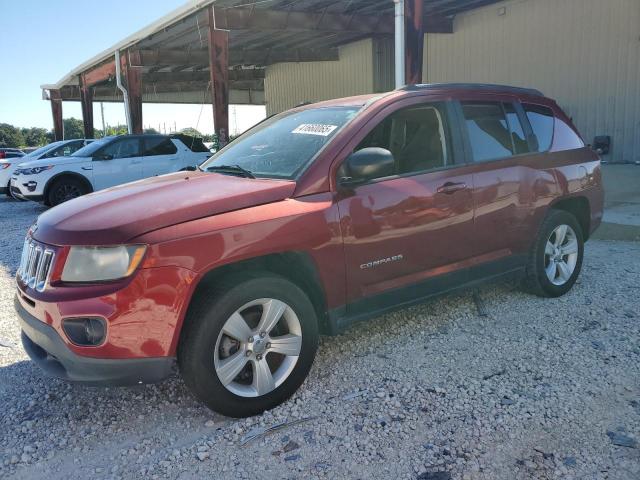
[62, 318, 106, 346]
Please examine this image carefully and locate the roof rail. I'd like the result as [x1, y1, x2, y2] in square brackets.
[400, 83, 544, 97]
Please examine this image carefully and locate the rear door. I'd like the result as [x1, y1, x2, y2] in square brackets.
[459, 99, 557, 258]
[92, 137, 144, 190]
[336, 99, 475, 305]
[142, 136, 180, 177]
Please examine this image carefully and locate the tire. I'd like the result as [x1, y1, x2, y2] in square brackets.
[523, 209, 584, 297]
[178, 273, 319, 417]
[47, 177, 89, 207]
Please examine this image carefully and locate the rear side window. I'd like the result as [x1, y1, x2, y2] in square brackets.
[503, 103, 529, 154]
[523, 104, 554, 152]
[101, 138, 142, 159]
[143, 137, 177, 156]
[461, 102, 513, 162]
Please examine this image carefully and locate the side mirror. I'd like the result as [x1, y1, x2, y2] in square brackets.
[339, 147, 395, 187]
[94, 154, 113, 161]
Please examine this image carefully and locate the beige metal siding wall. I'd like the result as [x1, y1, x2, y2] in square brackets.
[424, 0, 640, 163]
[373, 37, 395, 93]
[265, 39, 374, 115]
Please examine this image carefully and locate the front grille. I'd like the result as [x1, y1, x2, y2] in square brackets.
[17, 238, 55, 292]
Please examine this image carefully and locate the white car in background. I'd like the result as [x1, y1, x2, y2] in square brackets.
[1, 139, 92, 198]
[10, 134, 212, 206]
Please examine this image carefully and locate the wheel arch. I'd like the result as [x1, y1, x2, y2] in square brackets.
[549, 196, 591, 240]
[182, 252, 330, 340]
[43, 171, 93, 204]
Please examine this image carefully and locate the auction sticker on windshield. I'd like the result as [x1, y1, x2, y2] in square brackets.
[292, 124, 338, 136]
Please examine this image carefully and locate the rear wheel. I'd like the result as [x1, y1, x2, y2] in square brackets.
[523, 209, 584, 297]
[47, 177, 89, 206]
[178, 274, 319, 417]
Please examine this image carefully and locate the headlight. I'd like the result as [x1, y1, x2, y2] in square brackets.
[61, 245, 147, 282]
[0, 162, 11, 170]
[20, 166, 54, 175]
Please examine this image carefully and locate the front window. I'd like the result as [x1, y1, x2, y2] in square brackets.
[200, 106, 360, 179]
[72, 136, 115, 157]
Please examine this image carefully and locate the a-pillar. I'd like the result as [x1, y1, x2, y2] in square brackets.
[207, 5, 230, 147]
[79, 74, 94, 139]
[49, 89, 64, 141]
[405, 0, 425, 85]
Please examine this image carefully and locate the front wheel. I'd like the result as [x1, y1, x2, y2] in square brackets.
[178, 274, 319, 417]
[523, 209, 584, 297]
[47, 177, 89, 206]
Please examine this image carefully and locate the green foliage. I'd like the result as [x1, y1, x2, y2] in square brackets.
[95, 125, 129, 138]
[144, 127, 159, 134]
[21, 127, 49, 147]
[63, 118, 85, 139]
[0, 123, 25, 148]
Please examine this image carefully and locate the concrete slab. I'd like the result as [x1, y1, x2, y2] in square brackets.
[593, 164, 640, 241]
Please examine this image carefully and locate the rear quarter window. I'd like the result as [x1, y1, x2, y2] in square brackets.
[523, 104, 554, 152]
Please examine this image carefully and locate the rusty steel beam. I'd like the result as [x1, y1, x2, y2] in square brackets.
[133, 47, 339, 67]
[211, 6, 452, 34]
[405, 0, 424, 85]
[208, 6, 229, 147]
[82, 60, 117, 87]
[124, 52, 143, 135]
[79, 74, 95, 139]
[144, 69, 265, 84]
[49, 89, 64, 141]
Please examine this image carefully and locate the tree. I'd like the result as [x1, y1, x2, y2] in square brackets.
[0, 123, 25, 148]
[63, 118, 85, 139]
[144, 127, 159, 134]
[21, 127, 49, 147]
[180, 127, 204, 138]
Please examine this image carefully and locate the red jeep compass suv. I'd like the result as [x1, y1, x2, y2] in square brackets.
[15, 84, 603, 417]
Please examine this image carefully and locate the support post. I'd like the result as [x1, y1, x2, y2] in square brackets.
[79, 75, 94, 139]
[394, 0, 406, 88]
[208, 6, 230, 147]
[49, 89, 63, 141]
[404, 0, 424, 85]
[124, 52, 143, 135]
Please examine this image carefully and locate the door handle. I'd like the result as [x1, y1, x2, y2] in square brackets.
[437, 182, 467, 195]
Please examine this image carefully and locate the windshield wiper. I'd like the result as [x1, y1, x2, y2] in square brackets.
[205, 164, 255, 179]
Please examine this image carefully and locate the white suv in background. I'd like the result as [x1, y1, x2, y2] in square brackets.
[1, 139, 92, 198]
[10, 134, 212, 206]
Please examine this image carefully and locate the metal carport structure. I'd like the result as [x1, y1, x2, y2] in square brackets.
[41, 0, 500, 145]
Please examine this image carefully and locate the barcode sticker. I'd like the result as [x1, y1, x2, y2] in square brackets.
[292, 124, 338, 136]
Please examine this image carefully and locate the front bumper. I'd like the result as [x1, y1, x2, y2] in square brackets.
[10, 177, 44, 201]
[15, 296, 175, 386]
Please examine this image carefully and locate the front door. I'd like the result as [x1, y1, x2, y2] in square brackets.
[92, 137, 144, 190]
[336, 101, 475, 306]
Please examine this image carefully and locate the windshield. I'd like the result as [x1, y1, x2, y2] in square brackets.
[200, 106, 360, 179]
[72, 136, 114, 157]
[24, 142, 63, 158]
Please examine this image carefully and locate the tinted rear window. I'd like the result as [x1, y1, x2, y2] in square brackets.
[462, 102, 514, 162]
[143, 137, 177, 156]
[523, 104, 554, 152]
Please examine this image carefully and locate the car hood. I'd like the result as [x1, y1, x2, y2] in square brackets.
[33, 171, 297, 245]
[17, 156, 90, 169]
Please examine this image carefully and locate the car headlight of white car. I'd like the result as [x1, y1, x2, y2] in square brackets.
[61, 245, 147, 282]
[16, 165, 54, 175]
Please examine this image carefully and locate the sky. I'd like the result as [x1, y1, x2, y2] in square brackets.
[0, 0, 266, 136]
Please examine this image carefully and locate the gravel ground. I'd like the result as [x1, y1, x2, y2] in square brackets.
[0, 196, 638, 480]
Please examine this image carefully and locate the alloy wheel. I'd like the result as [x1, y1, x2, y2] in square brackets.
[544, 224, 579, 286]
[214, 298, 302, 398]
[54, 184, 82, 203]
